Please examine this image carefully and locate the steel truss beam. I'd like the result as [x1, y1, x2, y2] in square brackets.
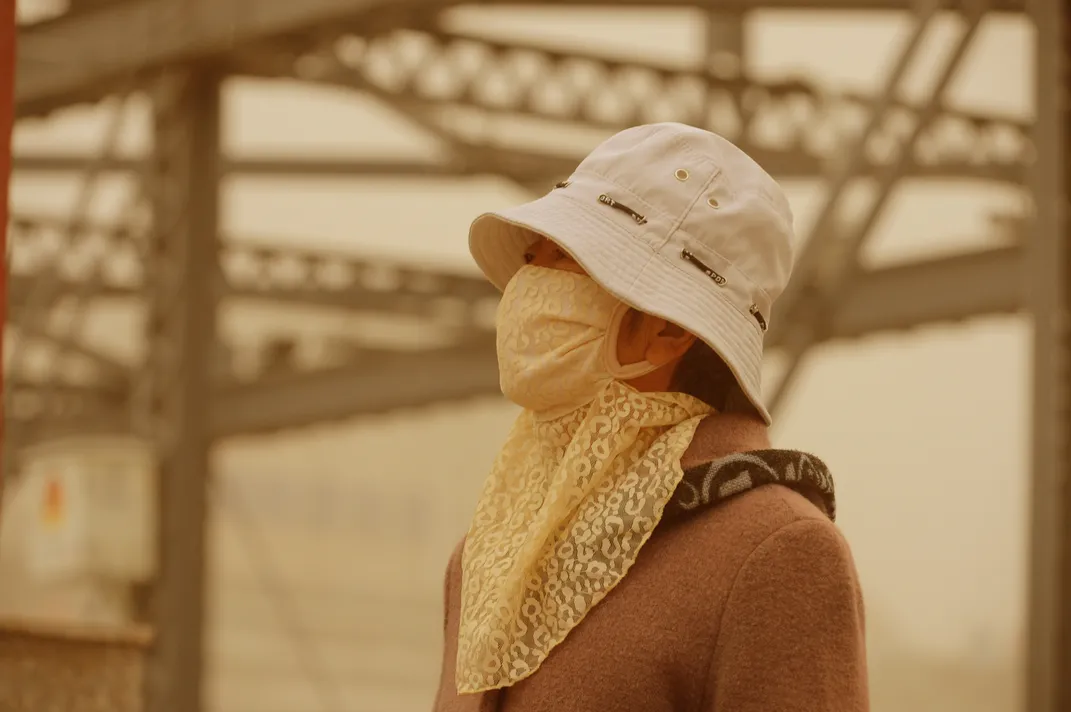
[6, 378, 126, 424]
[213, 246, 1023, 436]
[7, 214, 501, 316]
[7, 210, 1019, 330]
[768, 245, 1022, 343]
[231, 28, 1028, 185]
[21, 29, 1028, 185]
[9, 0, 1035, 442]
[212, 340, 500, 436]
[15, 0, 1027, 117]
[11, 150, 577, 182]
[6, 244, 1023, 441]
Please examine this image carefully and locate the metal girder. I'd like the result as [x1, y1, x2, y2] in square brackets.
[5, 244, 1024, 442]
[233, 28, 1028, 185]
[214, 246, 1024, 435]
[8, 214, 500, 316]
[15, 0, 1027, 118]
[11, 150, 577, 181]
[8, 320, 131, 386]
[5, 95, 139, 406]
[217, 242, 499, 316]
[0, 0, 10, 506]
[5, 378, 127, 423]
[211, 340, 500, 437]
[1024, 0, 1070, 708]
[17, 0, 382, 116]
[767, 246, 1022, 346]
[137, 66, 223, 712]
[7, 273, 131, 306]
[9, 210, 1021, 335]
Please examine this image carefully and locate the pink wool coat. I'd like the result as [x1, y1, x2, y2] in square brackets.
[432, 440, 869, 712]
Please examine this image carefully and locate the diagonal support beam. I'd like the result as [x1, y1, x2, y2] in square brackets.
[6, 93, 139, 406]
[768, 0, 989, 416]
[9, 322, 131, 386]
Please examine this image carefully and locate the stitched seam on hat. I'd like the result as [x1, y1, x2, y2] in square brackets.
[551, 195, 765, 364]
[550, 194, 666, 303]
[574, 129, 719, 224]
[669, 131, 720, 166]
[656, 244, 764, 328]
[565, 199, 763, 377]
[662, 136, 773, 307]
[572, 124, 680, 221]
[659, 159, 773, 308]
[553, 189, 662, 251]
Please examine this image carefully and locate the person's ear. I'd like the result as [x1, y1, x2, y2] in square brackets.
[642, 317, 696, 367]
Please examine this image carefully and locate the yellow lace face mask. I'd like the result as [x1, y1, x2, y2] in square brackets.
[496, 265, 667, 416]
[457, 266, 713, 694]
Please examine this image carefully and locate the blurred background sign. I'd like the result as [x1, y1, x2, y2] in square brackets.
[22, 436, 155, 584]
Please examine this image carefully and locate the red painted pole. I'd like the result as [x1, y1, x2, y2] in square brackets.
[0, 0, 14, 506]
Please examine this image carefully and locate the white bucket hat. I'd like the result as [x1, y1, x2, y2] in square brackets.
[468, 122, 797, 424]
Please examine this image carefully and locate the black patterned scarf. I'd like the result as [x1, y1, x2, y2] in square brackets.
[662, 449, 836, 525]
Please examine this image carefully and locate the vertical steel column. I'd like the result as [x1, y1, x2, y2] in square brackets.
[1025, 0, 1069, 710]
[705, 8, 744, 67]
[140, 66, 222, 712]
[0, 0, 14, 509]
[702, 4, 745, 125]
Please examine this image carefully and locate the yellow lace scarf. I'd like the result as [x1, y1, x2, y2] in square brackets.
[456, 381, 712, 693]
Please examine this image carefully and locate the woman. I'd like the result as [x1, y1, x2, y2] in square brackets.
[432, 123, 869, 712]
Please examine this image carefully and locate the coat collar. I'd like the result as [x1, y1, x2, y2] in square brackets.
[665, 449, 836, 524]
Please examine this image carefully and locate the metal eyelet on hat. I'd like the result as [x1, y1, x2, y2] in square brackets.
[675, 168, 690, 182]
[707, 197, 720, 208]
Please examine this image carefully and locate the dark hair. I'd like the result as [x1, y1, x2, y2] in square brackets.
[669, 339, 743, 412]
[622, 310, 750, 413]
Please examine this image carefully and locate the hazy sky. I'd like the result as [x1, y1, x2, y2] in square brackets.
[8, 2, 1034, 682]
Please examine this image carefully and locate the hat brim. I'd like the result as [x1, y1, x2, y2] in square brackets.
[469, 190, 771, 424]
